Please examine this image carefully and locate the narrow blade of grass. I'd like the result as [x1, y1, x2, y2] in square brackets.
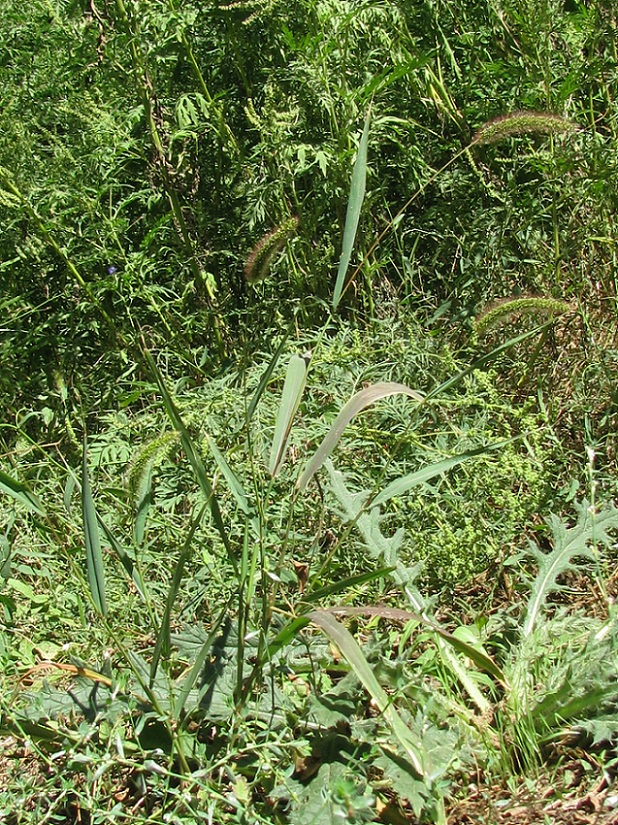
[150, 503, 207, 686]
[143, 347, 238, 574]
[309, 608, 426, 778]
[371, 441, 515, 508]
[333, 106, 371, 311]
[269, 352, 310, 477]
[297, 382, 423, 491]
[246, 334, 288, 424]
[302, 566, 396, 603]
[327, 605, 507, 686]
[0, 469, 46, 516]
[82, 438, 108, 616]
[174, 604, 232, 719]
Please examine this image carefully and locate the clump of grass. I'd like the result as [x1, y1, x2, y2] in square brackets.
[472, 111, 580, 145]
[244, 216, 298, 283]
[474, 296, 573, 338]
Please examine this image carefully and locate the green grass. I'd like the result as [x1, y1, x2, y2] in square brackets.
[1, 0, 618, 821]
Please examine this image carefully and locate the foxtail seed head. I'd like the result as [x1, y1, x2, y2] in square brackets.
[244, 216, 299, 283]
[474, 296, 573, 338]
[472, 111, 580, 146]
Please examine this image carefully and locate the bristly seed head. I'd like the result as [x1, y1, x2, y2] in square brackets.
[474, 295, 574, 338]
[472, 111, 580, 146]
[244, 216, 299, 283]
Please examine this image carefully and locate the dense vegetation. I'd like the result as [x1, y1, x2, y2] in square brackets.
[1, 0, 618, 822]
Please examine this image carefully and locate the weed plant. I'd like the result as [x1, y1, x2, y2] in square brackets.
[1, 0, 618, 821]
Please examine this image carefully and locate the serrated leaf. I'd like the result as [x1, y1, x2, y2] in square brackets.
[523, 502, 618, 637]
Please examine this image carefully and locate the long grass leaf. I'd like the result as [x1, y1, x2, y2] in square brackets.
[246, 335, 288, 425]
[333, 107, 371, 311]
[269, 353, 310, 477]
[82, 439, 108, 616]
[143, 348, 238, 574]
[174, 604, 232, 719]
[372, 441, 514, 508]
[204, 433, 252, 515]
[297, 383, 423, 491]
[151, 503, 207, 686]
[303, 566, 396, 603]
[0, 469, 46, 516]
[309, 609, 426, 777]
[326, 606, 507, 686]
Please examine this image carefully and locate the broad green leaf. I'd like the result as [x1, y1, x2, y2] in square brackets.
[82, 439, 107, 616]
[297, 382, 423, 491]
[0, 469, 46, 516]
[309, 609, 426, 777]
[269, 353, 310, 477]
[333, 107, 371, 311]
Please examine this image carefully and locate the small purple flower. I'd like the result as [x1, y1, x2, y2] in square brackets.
[107, 265, 118, 275]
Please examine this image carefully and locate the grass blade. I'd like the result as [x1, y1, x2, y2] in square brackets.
[333, 107, 371, 311]
[326, 606, 507, 686]
[0, 469, 46, 516]
[309, 609, 426, 777]
[143, 347, 238, 574]
[269, 352, 310, 477]
[371, 441, 515, 508]
[246, 334, 288, 425]
[150, 503, 207, 686]
[297, 382, 423, 491]
[82, 439, 108, 616]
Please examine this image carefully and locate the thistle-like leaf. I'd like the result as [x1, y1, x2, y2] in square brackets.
[523, 501, 618, 637]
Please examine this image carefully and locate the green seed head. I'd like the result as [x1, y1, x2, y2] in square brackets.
[472, 111, 580, 146]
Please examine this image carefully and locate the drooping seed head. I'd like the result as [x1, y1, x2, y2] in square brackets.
[472, 111, 580, 146]
[244, 216, 299, 283]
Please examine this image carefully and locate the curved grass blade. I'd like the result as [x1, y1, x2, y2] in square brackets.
[269, 353, 310, 477]
[174, 600, 232, 719]
[326, 605, 507, 686]
[302, 566, 396, 603]
[372, 441, 515, 508]
[143, 347, 238, 575]
[297, 383, 423, 491]
[0, 469, 46, 516]
[150, 503, 207, 686]
[82, 439, 108, 616]
[246, 334, 288, 424]
[309, 609, 426, 777]
[333, 107, 371, 311]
